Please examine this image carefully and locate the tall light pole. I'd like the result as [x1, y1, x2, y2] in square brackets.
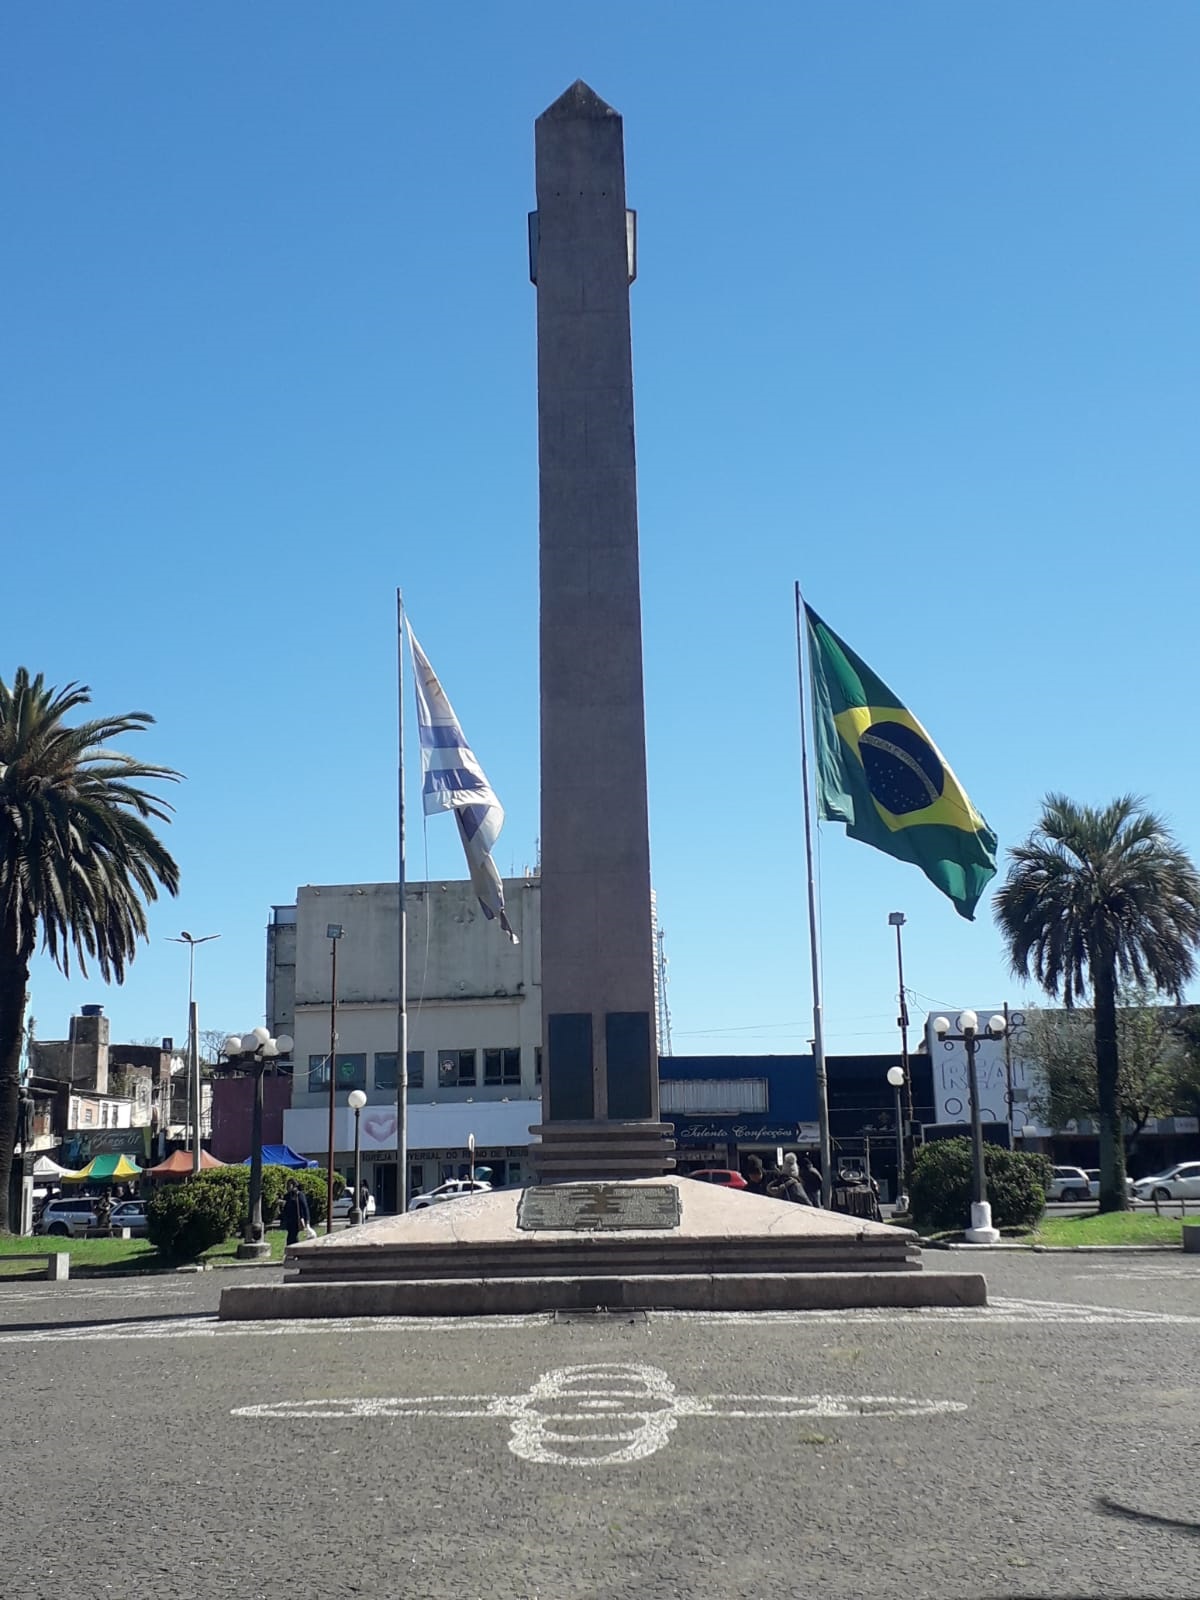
[325, 923, 344, 1236]
[347, 1089, 367, 1225]
[222, 1028, 293, 1260]
[933, 1011, 1009, 1243]
[887, 913, 914, 1162]
[168, 931, 220, 1175]
[886, 1064, 907, 1210]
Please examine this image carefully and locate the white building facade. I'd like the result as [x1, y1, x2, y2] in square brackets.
[270, 877, 542, 1210]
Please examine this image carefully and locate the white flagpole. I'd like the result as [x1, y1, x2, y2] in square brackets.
[397, 589, 409, 1214]
[795, 582, 833, 1206]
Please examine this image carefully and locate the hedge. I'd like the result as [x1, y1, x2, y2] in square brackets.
[191, 1164, 343, 1228]
[146, 1175, 242, 1261]
[146, 1166, 346, 1260]
[908, 1138, 1051, 1234]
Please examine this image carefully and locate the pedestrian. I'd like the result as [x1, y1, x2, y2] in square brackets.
[742, 1155, 771, 1198]
[767, 1153, 812, 1205]
[798, 1153, 823, 1206]
[358, 1180, 370, 1212]
[280, 1179, 311, 1246]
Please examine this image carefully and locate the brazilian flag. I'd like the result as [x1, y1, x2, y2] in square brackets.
[805, 602, 997, 920]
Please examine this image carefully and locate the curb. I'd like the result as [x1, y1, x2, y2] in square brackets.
[923, 1241, 1182, 1254]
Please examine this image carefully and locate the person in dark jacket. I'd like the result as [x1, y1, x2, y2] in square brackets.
[798, 1153, 823, 1206]
[767, 1153, 812, 1205]
[743, 1155, 771, 1198]
[281, 1180, 311, 1245]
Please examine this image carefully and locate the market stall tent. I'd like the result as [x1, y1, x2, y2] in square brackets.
[146, 1148, 225, 1179]
[243, 1144, 317, 1170]
[62, 1154, 143, 1182]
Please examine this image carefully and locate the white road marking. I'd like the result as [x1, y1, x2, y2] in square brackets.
[1, 1295, 1195, 1344]
[234, 1361, 967, 1466]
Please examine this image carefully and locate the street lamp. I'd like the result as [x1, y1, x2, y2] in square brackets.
[886, 1064, 907, 1211]
[347, 1088, 367, 1224]
[933, 1010, 1009, 1243]
[325, 923, 344, 1236]
[886, 913, 914, 1162]
[168, 930, 220, 1174]
[222, 1027, 294, 1260]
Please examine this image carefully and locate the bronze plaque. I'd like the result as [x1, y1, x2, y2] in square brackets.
[518, 1183, 681, 1232]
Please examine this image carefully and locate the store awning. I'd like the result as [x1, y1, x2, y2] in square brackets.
[62, 1153, 143, 1182]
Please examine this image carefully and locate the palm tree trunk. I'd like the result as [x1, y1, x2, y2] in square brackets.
[0, 945, 29, 1235]
[1093, 959, 1129, 1212]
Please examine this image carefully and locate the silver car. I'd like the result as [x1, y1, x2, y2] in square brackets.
[35, 1197, 100, 1238]
[109, 1200, 150, 1236]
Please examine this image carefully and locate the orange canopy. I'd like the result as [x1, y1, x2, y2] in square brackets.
[146, 1148, 225, 1178]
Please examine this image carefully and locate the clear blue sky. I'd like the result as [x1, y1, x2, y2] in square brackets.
[5, 4, 1198, 1058]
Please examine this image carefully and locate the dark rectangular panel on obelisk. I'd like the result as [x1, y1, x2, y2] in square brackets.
[604, 1012, 653, 1120]
[546, 1013, 594, 1122]
[528, 80, 672, 1179]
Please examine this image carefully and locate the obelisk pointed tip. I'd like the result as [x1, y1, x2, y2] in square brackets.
[539, 79, 619, 121]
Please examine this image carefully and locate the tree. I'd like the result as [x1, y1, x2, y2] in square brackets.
[995, 795, 1200, 1212]
[1023, 991, 1200, 1163]
[0, 670, 180, 1231]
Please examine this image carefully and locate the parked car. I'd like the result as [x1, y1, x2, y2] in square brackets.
[332, 1191, 377, 1221]
[685, 1169, 748, 1189]
[408, 1179, 492, 1212]
[1083, 1168, 1136, 1201]
[108, 1200, 149, 1236]
[1131, 1162, 1200, 1203]
[35, 1197, 101, 1238]
[1046, 1166, 1092, 1202]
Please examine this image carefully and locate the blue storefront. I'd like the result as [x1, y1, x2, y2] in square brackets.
[659, 1055, 819, 1171]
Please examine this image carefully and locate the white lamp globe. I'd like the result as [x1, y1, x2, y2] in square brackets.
[246, 1026, 270, 1047]
[933, 1017, 950, 1037]
[987, 1014, 1007, 1038]
[887, 1065, 905, 1087]
[260, 1040, 279, 1058]
[275, 1034, 294, 1055]
[348, 1089, 368, 1111]
[957, 1009, 979, 1034]
[222, 1035, 243, 1057]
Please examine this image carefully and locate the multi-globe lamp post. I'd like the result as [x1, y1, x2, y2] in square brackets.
[932, 1010, 1009, 1244]
[222, 1027, 293, 1261]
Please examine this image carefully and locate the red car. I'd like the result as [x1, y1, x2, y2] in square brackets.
[684, 1168, 748, 1189]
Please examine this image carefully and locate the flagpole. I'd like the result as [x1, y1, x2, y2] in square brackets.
[795, 581, 833, 1207]
[396, 589, 409, 1215]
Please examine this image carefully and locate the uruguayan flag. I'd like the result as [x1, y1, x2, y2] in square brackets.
[408, 623, 518, 942]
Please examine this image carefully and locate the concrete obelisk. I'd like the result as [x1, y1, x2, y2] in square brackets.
[529, 81, 673, 1179]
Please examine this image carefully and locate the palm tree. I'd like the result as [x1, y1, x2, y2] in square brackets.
[995, 794, 1200, 1212]
[0, 670, 180, 1231]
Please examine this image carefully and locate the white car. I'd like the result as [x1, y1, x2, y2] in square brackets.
[332, 1191, 377, 1221]
[1083, 1168, 1136, 1201]
[1046, 1165, 1092, 1203]
[408, 1178, 492, 1212]
[1131, 1162, 1200, 1203]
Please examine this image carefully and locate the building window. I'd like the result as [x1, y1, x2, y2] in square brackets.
[408, 1050, 425, 1089]
[484, 1048, 521, 1086]
[535, 1047, 542, 1086]
[308, 1055, 330, 1092]
[438, 1050, 477, 1088]
[659, 1078, 769, 1115]
[375, 1053, 397, 1090]
[333, 1054, 366, 1091]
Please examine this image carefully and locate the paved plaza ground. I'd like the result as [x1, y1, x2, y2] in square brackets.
[1, 1252, 1198, 1600]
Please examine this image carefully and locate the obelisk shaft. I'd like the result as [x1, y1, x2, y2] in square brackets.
[531, 81, 667, 1176]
